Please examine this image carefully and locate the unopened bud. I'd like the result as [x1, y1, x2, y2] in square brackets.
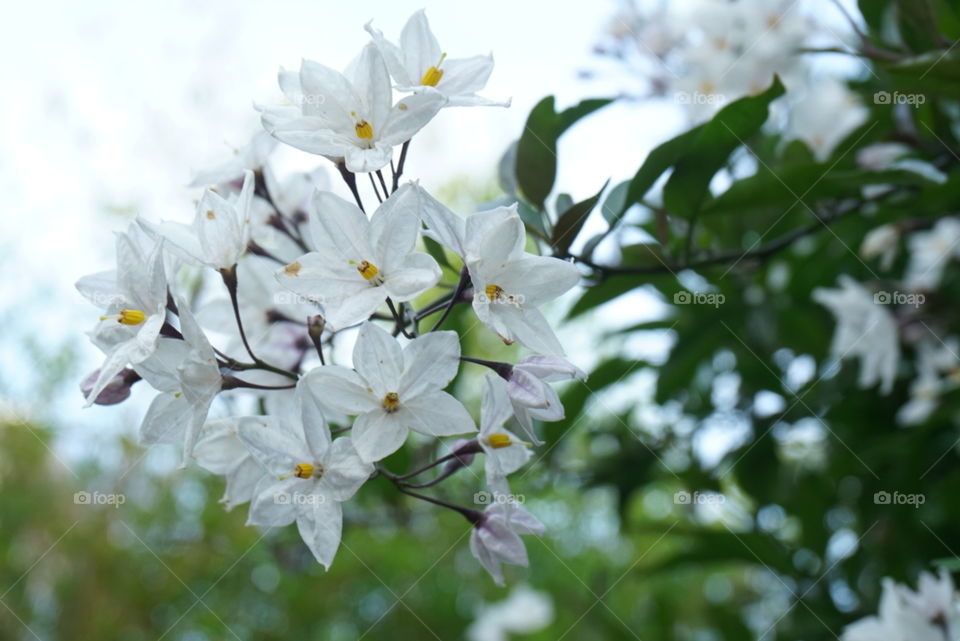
[81, 368, 140, 405]
[308, 315, 326, 341]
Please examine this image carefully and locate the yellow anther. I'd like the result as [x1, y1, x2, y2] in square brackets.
[486, 433, 513, 449]
[294, 462, 315, 479]
[420, 53, 447, 87]
[355, 121, 373, 139]
[382, 392, 400, 412]
[205, 209, 216, 220]
[485, 284, 504, 301]
[357, 260, 379, 281]
[100, 309, 147, 326]
[284, 261, 302, 277]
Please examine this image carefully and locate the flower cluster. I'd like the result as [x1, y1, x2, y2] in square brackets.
[596, 0, 868, 160]
[815, 205, 960, 426]
[76, 10, 584, 584]
[842, 570, 960, 640]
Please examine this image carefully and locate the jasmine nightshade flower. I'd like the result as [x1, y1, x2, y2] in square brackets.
[194, 418, 268, 511]
[365, 9, 508, 107]
[276, 185, 441, 330]
[904, 218, 960, 291]
[140, 169, 255, 271]
[305, 322, 475, 463]
[137, 296, 222, 463]
[470, 487, 545, 586]
[467, 585, 555, 641]
[506, 355, 585, 445]
[259, 43, 445, 173]
[860, 224, 900, 271]
[76, 231, 169, 407]
[417, 188, 580, 355]
[896, 338, 960, 426]
[238, 385, 372, 569]
[841, 570, 960, 641]
[812, 276, 900, 394]
[478, 376, 531, 484]
[189, 131, 277, 188]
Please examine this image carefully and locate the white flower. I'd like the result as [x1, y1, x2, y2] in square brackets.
[304, 322, 476, 463]
[860, 224, 900, 271]
[194, 418, 267, 511]
[418, 189, 580, 355]
[904, 218, 960, 291]
[140, 169, 255, 270]
[137, 296, 222, 464]
[478, 376, 531, 484]
[467, 584, 554, 641]
[785, 78, 869, 162]
[842, 570, 960, 641]
[470, 488, 545, 586]
[189, 131, 277, 188]
[896, 338, 960, 426]
[275, 184, 440, 330]
[238, 384, 373, 570]
[857, 143, 911, 171]
[259, 43, 445, 173]
[812, 276, 900, 394]
[76, 230, 169, 407]
[365, 10, 507, 107]
[506, 355, 585, 445]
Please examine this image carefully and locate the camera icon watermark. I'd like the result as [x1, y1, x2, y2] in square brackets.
[874, 291, 924, 308]
[874, 91, 926, 107]
[675, 91, 727, 107]
[674, 490, 726, 505]
[873, 490, 925, 508]
[674, 291, 725, 308]
[273, 492, 326, 506]
[74, 491, 126, 509]
[474, 491, 525, 506]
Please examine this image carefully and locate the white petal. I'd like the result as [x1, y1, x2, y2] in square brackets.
[399, 9, 442, 79]
[247, 477, 298, 527]
[139, 393, 190, 446]
[398, 390, 476, 437]
[304, 366, 378, 415]
[437, 54, 494, 96]
[296, 498, 343, 570]
[497, 256, 580, 307]
[399, 331, 461, 399]
[309, 191, 374, 262]
[354, 321, 404, 398]
[320, 437, 373, 501]
[351, 410, 409, 463]
[382, 252, 441, 301]
[380, 90, 446, 146]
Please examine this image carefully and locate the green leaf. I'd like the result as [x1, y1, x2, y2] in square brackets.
[619, 125, 704, 221]
[551, 180, 609, 255]
[515, 96, 558, 210]
[422, 235, 452, 272]
[600, 179, 631, 226]
[515, 96, 612, 210]
[557, 97, 613, 135]
[662, 76, 786, 219]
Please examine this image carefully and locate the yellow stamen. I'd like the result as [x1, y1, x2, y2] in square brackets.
[356, 260, 379, 281]
[100, 309, 147, 326]
[486, 433, 513, 449]
[284, 261, 302, 277]
[351, 111, 374, 140]
[294, 462, 315, 479]
[420, 52, 447, 87]
[485, 284, 504, 301]
[205, 209, 216, 220]
[382, 392, 400, 412]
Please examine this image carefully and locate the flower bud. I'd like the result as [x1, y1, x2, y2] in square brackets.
[80, 368, 140, 405]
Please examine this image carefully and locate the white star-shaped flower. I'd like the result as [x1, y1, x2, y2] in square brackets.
[365, 9, 508, 107]
[259, 43, 445, 173]
[275, 184, 440, 330]
[305, 321, 476, 463]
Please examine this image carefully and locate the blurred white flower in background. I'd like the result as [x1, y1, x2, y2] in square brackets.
[841, 570, 960, 640]
[467, 584, 554, 641]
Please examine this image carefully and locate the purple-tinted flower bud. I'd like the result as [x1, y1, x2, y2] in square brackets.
[80, 368, 139, 405]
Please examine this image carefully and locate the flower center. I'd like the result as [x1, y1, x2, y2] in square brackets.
[294, 462, 315, 479]
[382, 392, 400, 413]
[420, 52, 447, 87]
[351, 112, 374, 140]
[486, 433, 513, 449]
[100, 309, 147, 326]
[357, 260, 379, 280]
[485, 284, 504, 301]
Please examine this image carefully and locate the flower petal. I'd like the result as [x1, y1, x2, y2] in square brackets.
[398, 390, 476, 437]
[304, 366, 378, 415]
[354, 321, 404, 398]
[351, 410, 409, 463]
[399, 331, 461, 399]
